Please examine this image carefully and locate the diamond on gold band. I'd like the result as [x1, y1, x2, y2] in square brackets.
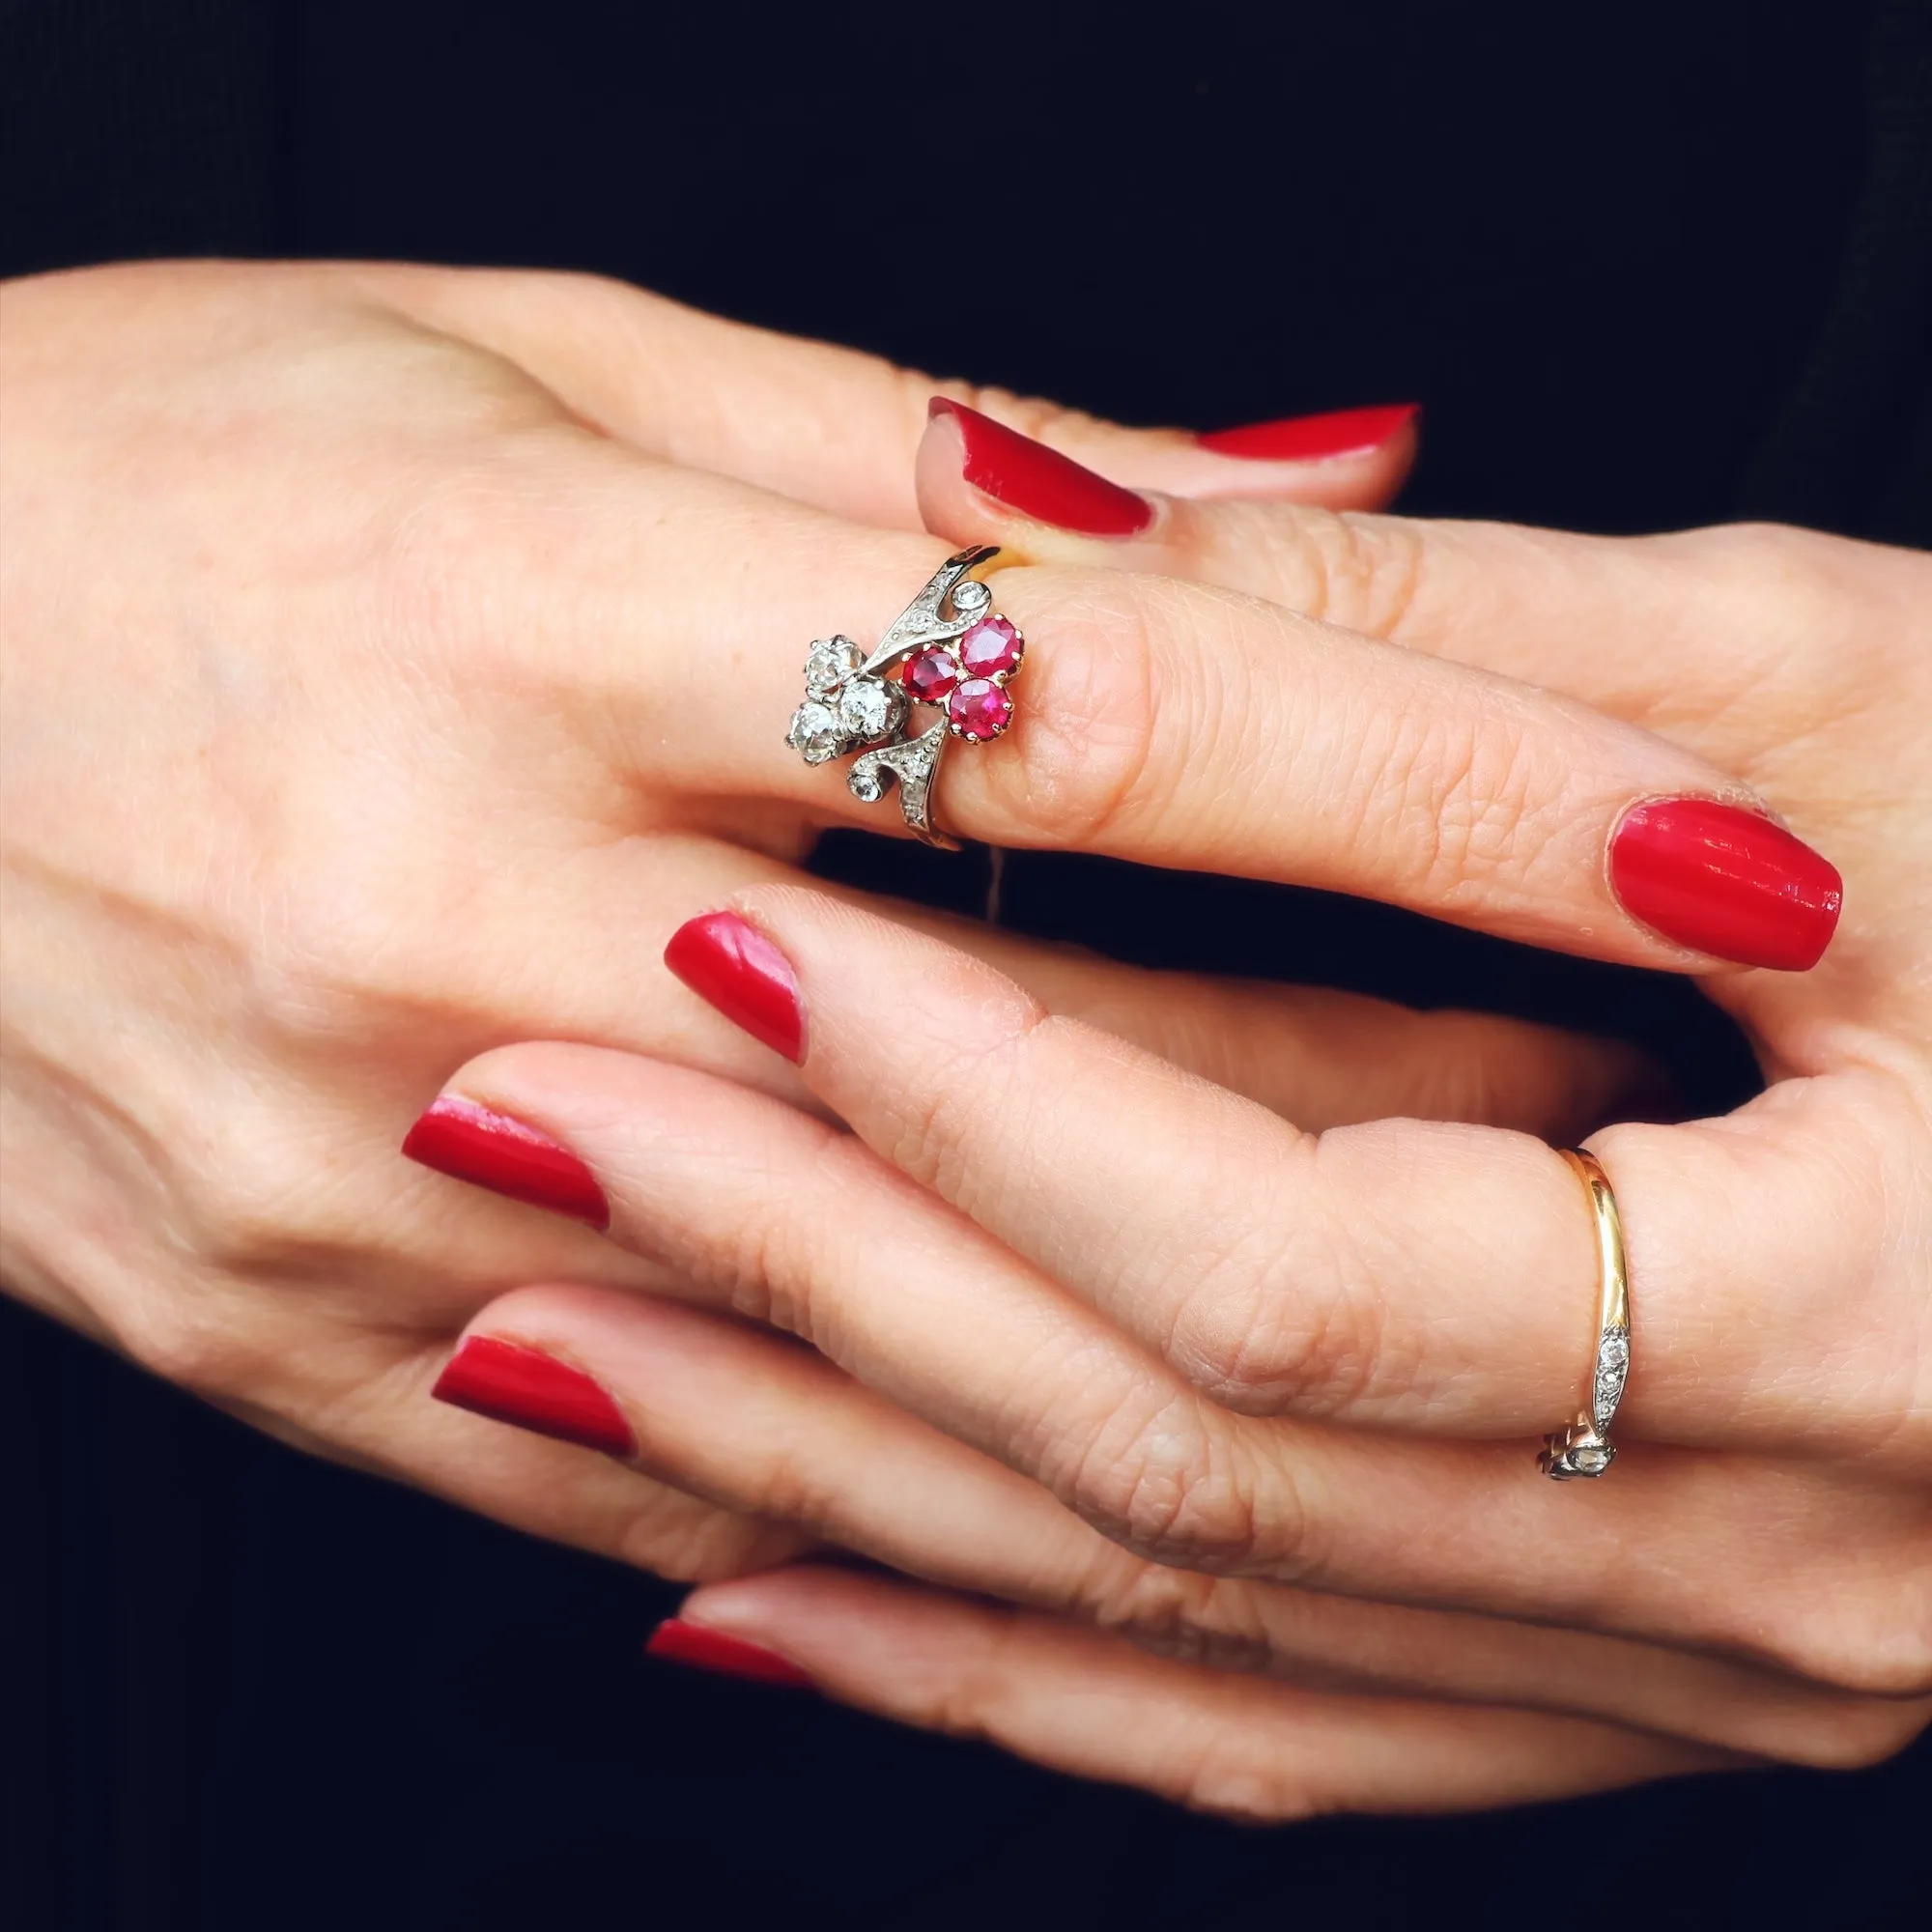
[1540, 1148, 1632, 1481]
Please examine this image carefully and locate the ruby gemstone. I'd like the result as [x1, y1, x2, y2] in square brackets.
[903, 647, 960, 702]
[947, 677, 1013, 739]
[958, 616, 1022, 679]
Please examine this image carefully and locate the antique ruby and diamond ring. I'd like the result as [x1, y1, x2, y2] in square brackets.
[786, 545, 1023, 848]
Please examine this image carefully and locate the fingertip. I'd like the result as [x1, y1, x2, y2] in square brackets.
[1184, 403, 1421, 509]
[917, 396, 1156, 544]
[1196, 402, 1421, 464]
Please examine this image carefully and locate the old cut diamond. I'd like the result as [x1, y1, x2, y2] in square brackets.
[805, 637, 865, 696]
[787, 700, 844, 764]
[838, 675, 902, 744]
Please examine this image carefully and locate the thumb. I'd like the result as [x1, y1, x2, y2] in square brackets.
[361, 263, 1418, 526]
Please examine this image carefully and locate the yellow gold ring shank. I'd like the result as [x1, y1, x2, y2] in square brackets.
[1540, 1149, 1632, 1481]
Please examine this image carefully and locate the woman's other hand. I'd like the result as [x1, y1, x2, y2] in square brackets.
[412, 471, 1930, 1812]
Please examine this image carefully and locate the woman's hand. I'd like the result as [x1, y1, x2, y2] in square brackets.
[406, 458, 1931, 1815]
[1, 260, 1646, 1583]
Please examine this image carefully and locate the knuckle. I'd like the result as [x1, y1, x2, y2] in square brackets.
[108, 1283, 252, 1397]
[1172, 1736, 1315, 1822]
[712, 1127, 891, 1345]
[156, 1066, 379, 1291]
[882, 978, 1052, 1199]
[1666, 522, 1852, 689]
[1760, 1589, 1932, 1700]
[1759, 1696, 1932, 1772]
[1372, 698, 1558, 903]
[244, 910, 386, 1048]
[1081, 1555, 1280, 1675]
[1055, 1391, 1290, 1576]
[376, 461, 526, 666]
[1264, 504, 1429, 638]
[1687, 521, 1828, 610]
[175, 1126, 337, 1280]
[980, 576, 1164, 847]
[614, 1491, 810, 1585]
[912, 1611, 1036, 1748]
[1162, 1216, 1386, 1419]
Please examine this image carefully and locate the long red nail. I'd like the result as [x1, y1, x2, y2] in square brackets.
[646, 1618, 815, 1690]
[664, 911, 805, 1063]
[928, 397, 1152, 537]
[432, 1336, 635, 1458]
[403, 1095, 610, 1228]
[1609, 799, 1843, 970]
[1196, 402, 1420, 462]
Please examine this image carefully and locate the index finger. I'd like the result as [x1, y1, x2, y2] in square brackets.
[521, 446, 1839, 975]
[355, 263, 1416, 527]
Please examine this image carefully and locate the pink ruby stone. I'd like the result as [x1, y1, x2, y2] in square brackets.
[903, 647, 960, 702]
[958, 615, 1022, 679]
[947, 677, 1012, 740]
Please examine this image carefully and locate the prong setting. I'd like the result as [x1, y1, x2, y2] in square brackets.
[788, 547, 1017, 845]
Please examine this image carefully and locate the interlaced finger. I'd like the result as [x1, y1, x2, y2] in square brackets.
[415, 1038, 1932, 1686]
[445, 1278, 1925, 1768]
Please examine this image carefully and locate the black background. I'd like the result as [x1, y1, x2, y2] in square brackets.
[3, 2, 1929, 1926]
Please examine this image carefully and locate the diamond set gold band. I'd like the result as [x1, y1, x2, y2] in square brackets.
[1540, 1148, 1633, 1480]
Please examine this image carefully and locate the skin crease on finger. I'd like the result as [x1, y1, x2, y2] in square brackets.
[6, 262, 1931, 1815]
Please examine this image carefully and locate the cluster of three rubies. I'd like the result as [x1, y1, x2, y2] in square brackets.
[903, 613, 1024, 740]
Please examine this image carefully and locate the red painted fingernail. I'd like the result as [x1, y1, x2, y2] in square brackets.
[403, 1095, 610, 1228]
[646, 1618, 815, 1690]
[928, 397, 1153, 537]
[1195, 402, 1421, 462]
[664, 911, 805, 1063]
[1609, 799, 1843, 971]
[432, 1336, 635, 1458]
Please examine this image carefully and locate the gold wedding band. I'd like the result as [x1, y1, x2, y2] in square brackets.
[1539, 1149, 1632, 1480]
